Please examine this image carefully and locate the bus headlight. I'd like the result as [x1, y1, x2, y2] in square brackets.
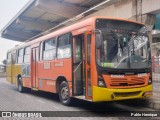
[148, 79, 152, 85]
[98, 76, 106, 87]
[148, 73, 152, 85]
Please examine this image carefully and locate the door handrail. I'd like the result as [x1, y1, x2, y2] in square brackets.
[73, 60, 82, 73]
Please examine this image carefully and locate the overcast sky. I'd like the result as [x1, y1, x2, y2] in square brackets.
[0, 0, 29, 64]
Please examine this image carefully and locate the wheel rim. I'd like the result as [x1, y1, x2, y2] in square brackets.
[61, 86, 69, 102]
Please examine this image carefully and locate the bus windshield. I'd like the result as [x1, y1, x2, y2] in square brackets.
[96, 19, 151, 69]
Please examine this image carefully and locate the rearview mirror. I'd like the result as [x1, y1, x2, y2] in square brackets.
[95, 31, 103, 49]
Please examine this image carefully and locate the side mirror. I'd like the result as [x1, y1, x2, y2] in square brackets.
[95, 32, 103, 49]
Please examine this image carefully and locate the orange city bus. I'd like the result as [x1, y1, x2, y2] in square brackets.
[6, 16, 152, 105]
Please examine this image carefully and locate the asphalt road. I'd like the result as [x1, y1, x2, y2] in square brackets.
[0, 78, 159, 120]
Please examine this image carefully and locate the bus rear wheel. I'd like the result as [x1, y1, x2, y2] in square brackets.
[59, 81, 71, 106]
[18, 76, 25, 93]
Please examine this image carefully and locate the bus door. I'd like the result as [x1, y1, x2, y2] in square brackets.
[85, 33, 92, 99]
[31, 47, 39, 88]
[72, 33, 92, 99]
[7, 51, 16, 84]
[11, 52, 16, 84]
[6, 52, 12, 83]
[73, 35, 84, 95]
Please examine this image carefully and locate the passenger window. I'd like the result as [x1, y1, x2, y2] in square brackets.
[7, 52, 11, 64]
[24, 47, 31, 63]
[87, 35, 91, 65]
[43, 38, 56, 60]
[18, 48, 24, 63]
[11, 50, 17, 64]
[57, 33, 71, 59]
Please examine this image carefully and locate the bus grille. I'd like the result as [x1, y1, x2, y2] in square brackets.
[114, 91, 141, 97]
[110, 77, 145, 87]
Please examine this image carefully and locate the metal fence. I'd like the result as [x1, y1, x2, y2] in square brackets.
[152, 56, 160, 93]
[0, 65, 6, 78]
[152, 57, 160, 73]
[0, 65, 5, 72]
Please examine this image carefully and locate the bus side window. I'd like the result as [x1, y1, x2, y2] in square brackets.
[24, 47, 31, 63]
[40, 42, 43, 61]
[7, 52, 11, 64]
[17, 48, 24, 64]
[11, 51, 16, 64]
[43, 38, 56, 60]
[57, 33, 71, 59]
[87, 34, 91, 65]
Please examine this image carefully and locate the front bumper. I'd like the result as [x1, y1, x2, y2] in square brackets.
[92, 85, 152, 102]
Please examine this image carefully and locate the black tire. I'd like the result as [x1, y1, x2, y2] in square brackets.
[18, 76, 25, 93]
[59, 81, 72, 106]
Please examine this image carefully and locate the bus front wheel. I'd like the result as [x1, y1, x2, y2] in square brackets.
[59, 81, 71, 106]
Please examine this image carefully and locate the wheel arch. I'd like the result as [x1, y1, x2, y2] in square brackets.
[17, 74, 22, 83]
[56, 76, 68, 93]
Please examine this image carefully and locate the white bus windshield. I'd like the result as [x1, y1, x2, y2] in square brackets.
[96, 19, 151, 69]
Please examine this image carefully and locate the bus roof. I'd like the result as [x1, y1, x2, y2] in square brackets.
[7, 16, 144, 53]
